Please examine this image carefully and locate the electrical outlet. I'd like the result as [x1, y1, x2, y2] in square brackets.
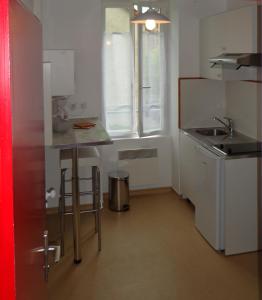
[70, 103, 76, 111]
[80, 102, 87, 110]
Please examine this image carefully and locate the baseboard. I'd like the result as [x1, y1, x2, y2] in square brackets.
[103, 186, 173, 200]
[46, 187, 174, 215]
[171, 185, 181, 196]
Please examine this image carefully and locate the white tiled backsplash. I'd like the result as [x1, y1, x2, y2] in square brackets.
[179, 78, 261, 141]
[179, 79, 226, 129]
[226, 81, 261, 140]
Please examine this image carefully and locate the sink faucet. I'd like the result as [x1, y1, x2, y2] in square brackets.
[213, 116, 234, 136]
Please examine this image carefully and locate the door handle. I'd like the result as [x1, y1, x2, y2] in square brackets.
[48, 245, 61, 263]
[140, 86, 151, 89]
[32, 230, 61, 281]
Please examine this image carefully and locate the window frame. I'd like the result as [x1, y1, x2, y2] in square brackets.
[102, 1, 169, 139]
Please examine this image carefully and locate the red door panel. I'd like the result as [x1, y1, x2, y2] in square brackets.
[0, 1, 46, 299]
[0, 0, 16, 299]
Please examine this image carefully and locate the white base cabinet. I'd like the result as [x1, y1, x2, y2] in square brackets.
[194, 145, 223, 251]
[224, 158, 258, 255]
[180, 131, 258, 255]
[180, 133, 199, 207]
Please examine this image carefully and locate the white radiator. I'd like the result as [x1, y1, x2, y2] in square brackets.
[118, 148, 159, 187]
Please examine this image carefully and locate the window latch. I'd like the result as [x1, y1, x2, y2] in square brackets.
[140, 86, 151, 89]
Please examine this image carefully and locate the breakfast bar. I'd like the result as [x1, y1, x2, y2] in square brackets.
[52, 118, 113, 263]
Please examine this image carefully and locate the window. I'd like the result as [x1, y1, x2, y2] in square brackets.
[103, 4, 167, 138]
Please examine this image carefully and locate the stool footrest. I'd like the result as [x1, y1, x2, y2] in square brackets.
[64, 191, 94, 198]
[59, 154, 102, 255]
[64, 208, 101, 216]
[65, 177, 92, 183]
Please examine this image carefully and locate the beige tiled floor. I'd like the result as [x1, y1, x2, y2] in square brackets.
[47, 191, 260, 300]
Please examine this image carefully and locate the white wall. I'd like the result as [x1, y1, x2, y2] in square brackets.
[42, 0, 103, 118]
[178, 13, 200, 77]
[180, 79, 226, 128]
[42, 0, 173, 206]
[176, 0, 227, 18]
[21, 0, 34, 11]
[227, 0, 255, 10]
[101, 137, 172, 192]
[169, 0, 180, 192]
[20, 0, 43, 22]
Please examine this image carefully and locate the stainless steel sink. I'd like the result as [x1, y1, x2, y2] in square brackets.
[196, 128, 227, 136]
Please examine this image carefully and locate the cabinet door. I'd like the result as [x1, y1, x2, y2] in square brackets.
[200, 14, 226, 80]
[180, 133, 199, 206]
[194, 146, 221, 250]
[224, 6, 257, 53]
[224, 158, 258, 255]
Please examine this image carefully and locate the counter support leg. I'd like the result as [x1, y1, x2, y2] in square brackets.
[92, 166, 98, 233]
[72, 147, 82, 263]
[97, 167, 102, 251]
[59, 168, 67, 257]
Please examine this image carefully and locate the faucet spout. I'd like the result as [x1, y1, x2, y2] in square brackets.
[213, 116, 234, 136]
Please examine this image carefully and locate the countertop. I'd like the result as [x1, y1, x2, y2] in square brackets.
[182, 127, 260, 159]
[52, 118, 113, 149]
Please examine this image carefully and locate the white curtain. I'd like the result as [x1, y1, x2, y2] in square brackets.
[141, 32, 166, 135]
[103, 32, 134, 136]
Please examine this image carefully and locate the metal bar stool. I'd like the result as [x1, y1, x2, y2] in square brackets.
[58, 147, 102, 257]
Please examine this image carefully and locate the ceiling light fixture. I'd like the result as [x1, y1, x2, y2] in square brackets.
[145, 19, 157, 31]
[131, 8, 171, 30]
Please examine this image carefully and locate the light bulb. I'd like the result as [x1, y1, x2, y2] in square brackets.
[145, 19, 156, 31]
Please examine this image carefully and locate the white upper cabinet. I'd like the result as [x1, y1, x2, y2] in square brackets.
[224, 7, 257, 53]
[200, 6, 258, 80]
[43, 50, 75, 96]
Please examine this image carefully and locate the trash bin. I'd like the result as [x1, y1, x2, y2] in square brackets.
[108, 171, 130, 211]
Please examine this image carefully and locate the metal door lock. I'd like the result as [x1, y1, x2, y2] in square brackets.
[45, 187, 56, 208]
[46, 187, 56, 200]
[32, 230, 61, 281]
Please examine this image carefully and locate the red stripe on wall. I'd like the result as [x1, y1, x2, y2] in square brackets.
[0, 0, 16, 299]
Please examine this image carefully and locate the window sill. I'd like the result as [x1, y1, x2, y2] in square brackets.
[111, 133, 169, 142]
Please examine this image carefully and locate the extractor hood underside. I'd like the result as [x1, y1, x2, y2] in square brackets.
[209, 53, 261, 70]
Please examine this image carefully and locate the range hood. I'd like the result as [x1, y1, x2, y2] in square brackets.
[209, 53, 261, 70]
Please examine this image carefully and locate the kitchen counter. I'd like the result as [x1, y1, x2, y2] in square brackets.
[182, 127, 260, 159]
[53, 118, 113, 148]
